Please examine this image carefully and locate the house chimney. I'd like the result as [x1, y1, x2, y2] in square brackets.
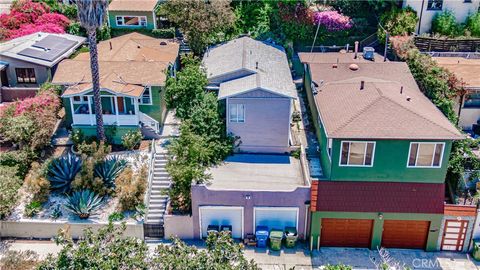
[255, 61, 258, 69]
[400, 86, 403, 94]
[109, 41, 112, 50]
[360, 80, 365, 90]
[354, 41, 359, 59]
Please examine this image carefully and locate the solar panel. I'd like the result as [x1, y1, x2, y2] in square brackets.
[18, 36, 79, 62]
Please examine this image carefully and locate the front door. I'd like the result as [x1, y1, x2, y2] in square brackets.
[441, 220, 469, 251]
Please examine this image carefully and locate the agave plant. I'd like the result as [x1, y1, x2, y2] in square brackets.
[47, 153, 82, 193]
[64, 189, 103, 219]
[94, 156, 127, 188]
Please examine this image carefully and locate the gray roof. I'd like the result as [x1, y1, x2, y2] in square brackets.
[0, 32, 86, 67]
[203, 37, 296, 99]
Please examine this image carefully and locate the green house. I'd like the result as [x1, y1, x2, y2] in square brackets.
[52, 33, 179, 144]
[299, 51, 463, 251]
[108, 0, 161, 30]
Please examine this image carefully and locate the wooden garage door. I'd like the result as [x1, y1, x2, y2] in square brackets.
[382, 220, 430, 249]
[321, 219, 373, 248]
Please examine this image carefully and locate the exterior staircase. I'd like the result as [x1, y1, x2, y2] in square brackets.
[144, 142, 171, 238]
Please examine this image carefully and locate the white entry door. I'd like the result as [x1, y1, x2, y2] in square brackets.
[199, 206, 244, 238]
[254, 207, 299, 231]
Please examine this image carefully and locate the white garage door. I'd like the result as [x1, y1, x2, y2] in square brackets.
[254, 207, 298, 231]
[199, 206, 243, 238]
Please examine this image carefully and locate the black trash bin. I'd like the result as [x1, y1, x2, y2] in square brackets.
[221, 225, 232, 235]
[207, 225, 219, 236]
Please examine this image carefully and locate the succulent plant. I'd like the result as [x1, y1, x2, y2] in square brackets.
[94, 156, 127, 188]
[64, 189, 103, 219]
[50, 204, 62, 220]
[47, 153, 82, 193]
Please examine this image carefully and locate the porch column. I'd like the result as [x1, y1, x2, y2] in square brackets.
[113, 96, 119, 126]
[69, 97, 75, 125]
[87, 96, 93, 126]
[134, 98, 140, 125]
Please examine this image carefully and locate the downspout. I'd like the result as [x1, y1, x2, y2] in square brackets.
[417, 0, 426, 35]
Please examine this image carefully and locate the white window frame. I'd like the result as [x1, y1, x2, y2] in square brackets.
[115, 15, 147, 27]
[72, 95, 89, 104]
[327, 138, 333, 160]
[229, 103, 245, 123]
[339, 141, 376, 167]
[407, 142, 445, 168]
[139, 86, 152, 105]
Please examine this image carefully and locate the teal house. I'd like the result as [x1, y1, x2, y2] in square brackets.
[299, 51, 463, 251]
[107, 0, 161, 30]
[52, 33, 179, 143]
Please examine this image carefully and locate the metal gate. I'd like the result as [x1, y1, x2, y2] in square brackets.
[441, 220, 469, 252]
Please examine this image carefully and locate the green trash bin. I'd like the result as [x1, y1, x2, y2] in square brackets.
[473, 240, 480, 261]
[284, 227, 298, 248]
[269, 230, 283, 251]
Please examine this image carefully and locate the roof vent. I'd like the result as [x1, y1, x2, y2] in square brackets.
[406, 96, 412, 101]
[137, 45, 141, 49]
[339, 49, 347, 54]
[109, 41, 112, 50]
[400, 86, 403, 94]
[363, 47, 375, 61]
[349, 64, 359, 71]
[255, 61, 258, 69]
[360, 80, 365, 90]
[160, 41, 167, 46]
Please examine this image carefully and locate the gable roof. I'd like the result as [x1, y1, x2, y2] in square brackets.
[433, 57, 480, 88]
[0, 32, 85, 67]
[52, 33, 179, 97]
[315, 181, 445, 214]
[203, 36, 296, 99]
[303, 53, 462, 140]
[108, 0, 159, 12]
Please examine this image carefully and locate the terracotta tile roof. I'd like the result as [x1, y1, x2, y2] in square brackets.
[433, 57, 480, 88]
[302, 53, 462, 140]
[108, 0, 159, 11]
[53, 33, 178, 96]
[315, 181, 445, 214]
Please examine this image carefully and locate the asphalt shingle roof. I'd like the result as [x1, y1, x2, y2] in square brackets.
[203, 37, 296, 99]
[315, 181, 445, 214]
[108, 0, 159, 11]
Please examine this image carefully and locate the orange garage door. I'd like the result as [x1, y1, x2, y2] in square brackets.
[320, 218, 373, 248]
[382, 220, 430, 249]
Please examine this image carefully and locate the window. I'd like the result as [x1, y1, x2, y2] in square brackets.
[140, 87, 152, 105]
[427, 0, 443, 10]
[408, 142, 444, 168]
[72, 95, 89, 104]
[327, 138, 332, 160]
[340, 141, 375, 166]
[229, 104, 245, 123]
[115, 16, 147, 27]
[72, 95, 90, 114]
[15, 68, 36, 84]
[463, 92, 480, 108]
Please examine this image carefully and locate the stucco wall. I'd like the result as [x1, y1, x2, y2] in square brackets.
[164, 214, 195, 239]
[227, 94, 292, 154]
[404, 0, 480, 34]
[0, 221, 144, 239]
[459, 107, 480, 131]
[108, 10, 156, 30]
[191, 185, 310, 239]
[0, 56, 50, 87]
[72, 125, 139, 144]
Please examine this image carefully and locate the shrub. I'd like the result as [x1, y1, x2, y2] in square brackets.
[466, 12, 480, 37]
[64, 189, 103, 219]
[108, 211, 125, 222]
[115, 166, 147, 211]
[325, 264, 352, 270]
[0, 166, 22, 219]
[50, 204, 62, 220]
[121, 130, 142, 150]
[0, 250, 39, 270]
[24, 201, 42, 217]
[94, 156, 128, 188]
[47, 153, 82, 193]
[35, 13, 70, 28]
[312, 10, 353, 31]
[24, 162, 50, 203]
[151, 27, 175, 38]
[432, 10, 462, 37]
[77, 141, 111, 158]
[378, 7, 418, 43]
[72, 155, 108, 196]
[0, 149, 36, 178]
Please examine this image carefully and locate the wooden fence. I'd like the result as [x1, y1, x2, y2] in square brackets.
[414, 36, 480, 52]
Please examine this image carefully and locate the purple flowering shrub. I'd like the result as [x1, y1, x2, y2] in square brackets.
[313, 10, 353, 31]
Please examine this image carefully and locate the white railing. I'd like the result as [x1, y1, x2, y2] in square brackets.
[140, 112, 160, 133]
[72, 113, 138, 126]
[299, 144, 311, 187]
[144, 139, 156, 223]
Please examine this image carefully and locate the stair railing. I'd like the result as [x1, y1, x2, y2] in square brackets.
[140, 112, 160, 133]
[144, 139, 156, 223]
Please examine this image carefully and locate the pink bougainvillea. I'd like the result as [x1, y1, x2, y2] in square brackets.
[313, 10, 353, 31]
[0, 0, 69, 40]
[12, 91, 61, 116]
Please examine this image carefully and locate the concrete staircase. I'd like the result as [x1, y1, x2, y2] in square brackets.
[145, 152, 170, 224]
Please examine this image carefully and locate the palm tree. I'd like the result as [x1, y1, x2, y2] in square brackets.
[77, 0, 108, 141]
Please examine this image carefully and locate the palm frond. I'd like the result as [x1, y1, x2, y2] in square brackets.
[77, 0, 108, 31]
